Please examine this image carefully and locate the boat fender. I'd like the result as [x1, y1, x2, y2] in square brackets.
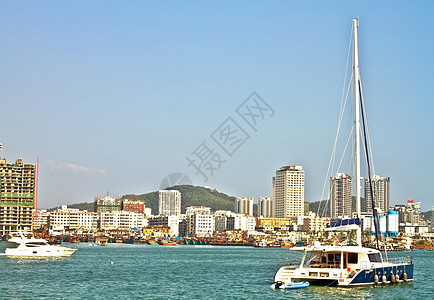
[395, 273, 400, 283]
[382, 275, 387, 284]
[374, 274, 379, 285]
[403, 273, 408, 282]
[390, 274, 395, 284]
[349, 270, 357, 278]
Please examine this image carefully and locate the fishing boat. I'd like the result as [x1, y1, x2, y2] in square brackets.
[0, 232, 77, 257]
[272, 19, 414, 287]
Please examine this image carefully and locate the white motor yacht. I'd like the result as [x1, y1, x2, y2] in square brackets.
[1, 232, 77, 257]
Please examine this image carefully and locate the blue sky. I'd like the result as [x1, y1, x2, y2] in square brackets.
[1, 1, 433, 211]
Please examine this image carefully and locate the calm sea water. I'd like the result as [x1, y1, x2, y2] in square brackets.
[0, 243, 433, 299]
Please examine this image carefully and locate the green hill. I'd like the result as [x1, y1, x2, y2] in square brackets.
[49, 202, 95, 212]
[49, 185, 246, 214]
[123, 185, 237, 215]
[307, 196, 367, 217]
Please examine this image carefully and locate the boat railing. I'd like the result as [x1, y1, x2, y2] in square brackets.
[385, 256, 413, 265]
[302, 262, 341, 269]
[284, 263, 300, 269]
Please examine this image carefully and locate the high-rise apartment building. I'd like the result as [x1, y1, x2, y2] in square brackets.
[235, 197, 254, 216]
[273, 165, 305, 218]
[258, 197, 272, 217]
[364, 175, 390, 214]
[158, 190, 181, 217]
[0, 158, 36, 235]
[330, 173, 352, 219]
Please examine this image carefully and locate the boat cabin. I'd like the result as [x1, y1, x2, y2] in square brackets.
[293, 245, 384, 271]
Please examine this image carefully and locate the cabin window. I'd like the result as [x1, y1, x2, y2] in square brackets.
[368, 253, 382, 263]
[348, 253, 358, 264]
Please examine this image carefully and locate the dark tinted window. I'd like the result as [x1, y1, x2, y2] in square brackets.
[348, 253, 358, 264]
[368, 253, 382, 262]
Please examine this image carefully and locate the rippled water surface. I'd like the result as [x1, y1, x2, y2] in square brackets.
[0, 243, 433, 299]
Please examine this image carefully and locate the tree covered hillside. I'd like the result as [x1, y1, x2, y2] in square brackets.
[122, 185, 236, 215]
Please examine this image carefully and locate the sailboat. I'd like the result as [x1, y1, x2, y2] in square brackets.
[272, 19, 414, 287]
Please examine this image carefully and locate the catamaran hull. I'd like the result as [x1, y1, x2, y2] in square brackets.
[349, 263, 413, 286]
[275, 263, 414, 287]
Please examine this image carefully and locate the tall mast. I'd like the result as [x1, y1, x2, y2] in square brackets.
[353, 18, 362, 246]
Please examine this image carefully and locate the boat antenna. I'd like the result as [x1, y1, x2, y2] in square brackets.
[359, 81, 380, 250]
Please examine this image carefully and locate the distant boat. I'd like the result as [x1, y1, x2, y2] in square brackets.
[0, 232, 77, 257]
[272, 19, 414, 287]
[270, 281, 309, 289]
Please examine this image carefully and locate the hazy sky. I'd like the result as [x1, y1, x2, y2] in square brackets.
[1, 1, 433, 211]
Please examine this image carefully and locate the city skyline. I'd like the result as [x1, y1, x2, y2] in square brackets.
[1, 1, 433, 211]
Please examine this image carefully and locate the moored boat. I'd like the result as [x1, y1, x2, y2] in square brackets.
[270, 281, 309, 289]
[272, 18, 414, 288]
[0, 232, 77, 257]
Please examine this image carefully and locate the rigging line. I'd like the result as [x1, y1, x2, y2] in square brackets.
[336, 124, 354, 173]
[317, 72, 353, 217]
[358, 73, 376, 175]
[359, 81, 380, 250]
[317, 29, 353, 217]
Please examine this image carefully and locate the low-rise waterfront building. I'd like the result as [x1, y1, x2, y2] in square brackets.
[33, 209, 50, 229]
[143, 226, 171, 236]
[148, 215, 180, 236]
[392, 200, 428, 235]
[256, 217, 291, 232]
[49, 205, 98, 234]
[122, 199, 151, 216]
[99, 211, 144, 230]
[186, 214, 215, 237]
[214, 210, 232, 232]
[233, 214, 256, 232]
[301, 212, 327, 233]
[186, 206, 211, 215]
[94, 194, 122, 214]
